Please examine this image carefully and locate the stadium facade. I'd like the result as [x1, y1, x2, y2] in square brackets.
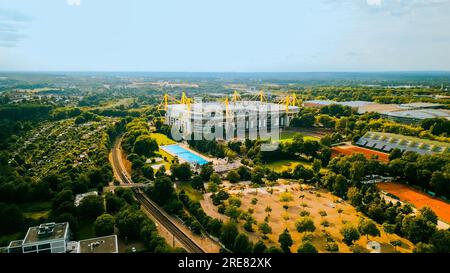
[165, 101, 300, 140]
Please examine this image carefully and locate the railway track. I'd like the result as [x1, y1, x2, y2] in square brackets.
[111, 137, 205, 253]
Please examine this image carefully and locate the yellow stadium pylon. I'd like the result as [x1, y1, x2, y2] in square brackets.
[181, 91, 187, 104]
[259, 90, 266, 103]
[285, 95, 291, 112]
[186, 98, 192, 111]
[291, 93, 297, 107]
[164, 94, 169, 110]
[225, 97, 229, 117]
[232, 90, 240, 103]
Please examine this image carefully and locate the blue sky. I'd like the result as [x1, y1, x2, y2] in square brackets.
[1, 0, 450, 71]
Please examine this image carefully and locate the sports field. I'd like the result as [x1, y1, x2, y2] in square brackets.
[377, 183, 450, 224]
[331, 144, 389, 162]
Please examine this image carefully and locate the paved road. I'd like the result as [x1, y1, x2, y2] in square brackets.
[111, 136, 206, 253]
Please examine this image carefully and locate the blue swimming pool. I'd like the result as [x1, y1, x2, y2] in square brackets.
[161, 144, 209, 165]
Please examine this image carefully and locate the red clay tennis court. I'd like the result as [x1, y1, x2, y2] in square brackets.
[331, 144, 389, 162]
[377, 183, 450, 224]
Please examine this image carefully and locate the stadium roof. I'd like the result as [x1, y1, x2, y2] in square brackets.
[168, 101, 299, 113]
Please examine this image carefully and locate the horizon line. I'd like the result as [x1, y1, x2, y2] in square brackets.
[1, 70, 450, 74]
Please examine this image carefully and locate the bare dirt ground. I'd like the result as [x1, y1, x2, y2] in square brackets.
[332, 143, 389, 162]
[201, 181, 414, 253]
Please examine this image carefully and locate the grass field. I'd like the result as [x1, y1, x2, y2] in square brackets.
[23, 211, 50, 220]
[265, 159, 328, 175]
[177, 182, 204, 202]
[280, 131, 320, 143]
[150, 133, 176, 169]
[265, 160, 310, 172]
[77, 221, 95, 240]
[150, 133, 176, 146]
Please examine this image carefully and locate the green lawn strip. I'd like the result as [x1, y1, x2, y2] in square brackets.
[23, 211, 50, 221]
[176, 182, 203, 202]
[265, 159, 328, 174]
[77, 221, 95, 240]
[150, 133, 176, 169]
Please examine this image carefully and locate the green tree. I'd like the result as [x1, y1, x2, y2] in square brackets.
[419, 207, 438, 225]
[237, 166, 252, 181]
[226, 170, 240, 183]
[358, 219, 380, 240]
[191, 175, 204, 190]
[278, 228, 293, 253]
[258, 222, 272, 235]
[94, 213, 115, 236]
[251, 167, 265, 184]
[414, 242, 435, 253]
[105, 192, 125, 214]
[295, 217, 316, 238]
[340, 224, 361, 246]
[401, 215, 436, 244]
[430, 230, 450, 253]
[233, 233, 252, 253]
[142, 164, 154, 180]
[297, 241, 318, 253]
[171, 163, 192, 181]
[382, 222, 396, 235]
[200, 164, 214, 181]
[253, 240, 267, 253]
[333, 174, 348, 198]
[152, 176, 175, 205]
[78, 195, 105, 221]
[0, 203, 24, 234]
[115, 208, 144, 240]
[133, 135, 158, 157]
[389, 148, 403, 161]
[220, 221, 239, 250]
[210, 173, 222, 184]
[430, 171, 449, 197]
[312, 159, 322, 174]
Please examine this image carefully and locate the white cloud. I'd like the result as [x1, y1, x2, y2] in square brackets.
[367, 0, 382, 6]
[66, 0, 81, 6]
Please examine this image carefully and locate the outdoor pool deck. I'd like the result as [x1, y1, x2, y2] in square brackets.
[161, 144, 209, 166]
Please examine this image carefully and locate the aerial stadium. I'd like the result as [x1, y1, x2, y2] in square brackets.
[162, 91, 300, 141]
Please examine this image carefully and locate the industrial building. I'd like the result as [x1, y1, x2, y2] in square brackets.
[77, 235, 118, 253]
[4, 222, 118, 254]
[303, 100, 375, 109]
[7, 222, 70, 253]
[164, 92, 300, 140]
[356, 131, 450, 155]
[303, 99, 449, 124]
[382, 109, 450, 124]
